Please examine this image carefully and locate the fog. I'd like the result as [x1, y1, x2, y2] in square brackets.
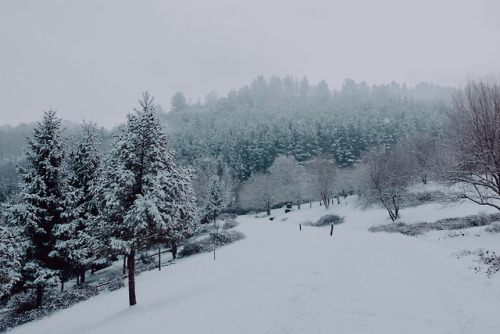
[1, 0, 499, 128]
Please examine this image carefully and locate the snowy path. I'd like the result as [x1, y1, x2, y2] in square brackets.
[9, 199, 500, 334]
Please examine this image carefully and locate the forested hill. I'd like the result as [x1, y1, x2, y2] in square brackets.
[163, 77, 454, 181]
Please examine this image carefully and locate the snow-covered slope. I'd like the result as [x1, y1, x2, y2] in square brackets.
[9, 197, 500, 334]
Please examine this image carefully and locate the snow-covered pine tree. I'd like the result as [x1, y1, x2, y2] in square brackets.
[52, 121, 102, 285]
[95, 92, 196, 306]
[168, 166, 197, 260]
[6, 110, 69, 307]
[0, 223, 21, 299]
[202, 175, 231, 224]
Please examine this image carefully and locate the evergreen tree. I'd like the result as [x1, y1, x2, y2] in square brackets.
[6, 110, 69, 307]
[95, 92, 196, 306]
[0, 223, 21, 299]
[52, 121, 101, 284]
[202, 175, 231, 224]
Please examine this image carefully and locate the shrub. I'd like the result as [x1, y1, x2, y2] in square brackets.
[222, 219, 238, 230]
[1, 285, 99, 332]
[179, 240, 209, 257]
[402, 190, 447, 207]
[370, 213, 500, 236]
[486, 223, 500, 233]
[179, 231, 246, 258]
[308, 215, 345, 227]
[106, 275, 126, 292]
[210, 230, 246, 246]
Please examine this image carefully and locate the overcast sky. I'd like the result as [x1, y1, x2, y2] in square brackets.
[1, 0, 499, 129]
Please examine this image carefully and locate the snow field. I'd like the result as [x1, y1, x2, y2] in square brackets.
[9, 196, 500, 334]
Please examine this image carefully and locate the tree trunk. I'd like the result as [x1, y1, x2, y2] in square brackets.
[123, 255, 127, 275]
[80, 268, 86, 284]
[128, 248, 137, 306]
[76, 274, 80, 286]
[213, 224, 219, 261]
[36, 285, 43, 308]
[171, 241, 177, 260]
[61, 280, 64, 292]
[330, 224, 334, 236]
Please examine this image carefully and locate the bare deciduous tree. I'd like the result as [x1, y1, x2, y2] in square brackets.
[305, 156, 336, 209]
[269, 155, 308, 209]
[239, 173, 278, 215]
[446, 77, 500, 210]
[364, 147, 414, 221]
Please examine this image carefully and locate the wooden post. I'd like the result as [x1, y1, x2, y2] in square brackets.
[299, 223, 301, 231]
[158, 245, 161, 271]
[330, 223, 334, 236]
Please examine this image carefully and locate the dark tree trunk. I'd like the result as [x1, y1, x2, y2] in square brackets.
[123, 255, 127, 275]
[36, 285, 43, 308]
[80, 268, 86, 284]
[61, 280, 64, 292]
[128, 248, 137, 306]
[91, 264, 95, 275]
[330, 224, 334, 236]
[77, 274, 80, 286]
[171, 241, 177, 260]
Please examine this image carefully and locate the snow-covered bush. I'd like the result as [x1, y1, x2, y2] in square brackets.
[106, 275, 126, 292]
[210, 230, 245, 245]
[308, 214, 345, 227]
[369, 222, 425, 236]
[179, 240, 210, 257]
[370, 213, 500, 236]
[486, 223, 500, 233]
[1, 285, 99, 332]
[6, 291, 36, 315]
[402, 190, 446, 207]
[179, 231, 246, 258]
[222, 219, 238, 230]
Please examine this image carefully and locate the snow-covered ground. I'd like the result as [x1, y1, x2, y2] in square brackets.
[8, 196, 500, 334]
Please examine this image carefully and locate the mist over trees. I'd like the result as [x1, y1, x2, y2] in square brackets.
[165, 77, 451, 184]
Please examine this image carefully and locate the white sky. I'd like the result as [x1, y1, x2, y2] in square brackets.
[1, 0, 499, 128]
